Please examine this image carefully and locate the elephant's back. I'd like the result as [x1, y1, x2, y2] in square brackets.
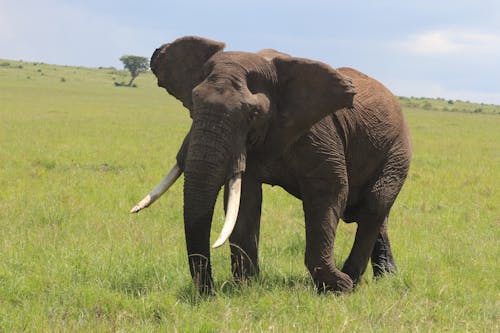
[336, 67, 408, 150]
[340, 68, 403, 123]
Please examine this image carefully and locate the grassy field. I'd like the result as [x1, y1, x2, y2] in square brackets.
[1, 59, 499, 332]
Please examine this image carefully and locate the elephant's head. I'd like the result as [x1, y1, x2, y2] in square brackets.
[131, 36, 356, 293]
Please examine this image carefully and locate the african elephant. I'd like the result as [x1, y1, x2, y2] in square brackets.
[131, 36, 412, 294]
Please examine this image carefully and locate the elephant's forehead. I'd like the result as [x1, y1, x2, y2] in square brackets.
[209, 51, 270, 72]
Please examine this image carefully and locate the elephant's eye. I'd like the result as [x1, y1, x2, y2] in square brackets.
[248, 109, 260, 121]
[232, 80, 243, 90]
[207, 74, 219, 83]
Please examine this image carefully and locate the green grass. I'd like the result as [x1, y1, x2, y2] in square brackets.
[1, 59, 499, 332]
[398, 96, 500, 115]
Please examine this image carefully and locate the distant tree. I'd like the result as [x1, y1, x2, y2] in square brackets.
[119, 55, 149, 86]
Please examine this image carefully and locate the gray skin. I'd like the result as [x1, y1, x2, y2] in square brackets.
[149, 36, 412, 294]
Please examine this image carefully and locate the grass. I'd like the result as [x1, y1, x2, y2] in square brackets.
[398, 96, 500, 115]
[1, 59, 499, 332]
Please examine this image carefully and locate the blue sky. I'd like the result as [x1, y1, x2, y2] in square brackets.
[1, 0, 499, 104]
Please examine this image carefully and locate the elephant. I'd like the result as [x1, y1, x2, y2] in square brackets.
[130, 36, 412, 295]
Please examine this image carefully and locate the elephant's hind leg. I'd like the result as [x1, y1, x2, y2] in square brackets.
[342, 216, 397, 285]
[224, 176, 262, 281]
[341, 214, 387, 285]
[371, 217, 397, 278]
[342, 147, 409, 285]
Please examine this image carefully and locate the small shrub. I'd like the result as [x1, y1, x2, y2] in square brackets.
[473, 108, 482, 113]
[108, 69, 127, 76]
[422, 102, 433, 110]
[37, 69, 42, 72]
[18, 65, 23, 69]
[26, 76, 31, 79]
[448, 100, 454, 104]
[60, 77, 66, 82]
[114, 81, 137, 88]
[0, 62, 10, 67]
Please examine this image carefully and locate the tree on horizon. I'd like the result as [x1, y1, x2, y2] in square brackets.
[119, 55, 149, 86]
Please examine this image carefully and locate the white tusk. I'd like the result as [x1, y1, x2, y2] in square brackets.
[130, 164, 182, 213]
[212, 174, 242, 248]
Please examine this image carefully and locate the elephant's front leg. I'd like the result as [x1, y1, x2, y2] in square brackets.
[224, 175, 262, 281]
[302, 184, 353, 293]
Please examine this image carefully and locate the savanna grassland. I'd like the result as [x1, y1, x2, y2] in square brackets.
[0, 59, 499, 332]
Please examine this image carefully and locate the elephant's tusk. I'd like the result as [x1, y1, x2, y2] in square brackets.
[130, 164, 182, 213]
[212, 174, 242, 248]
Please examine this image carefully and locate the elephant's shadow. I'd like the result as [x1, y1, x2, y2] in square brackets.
[175, 273, 316, 304]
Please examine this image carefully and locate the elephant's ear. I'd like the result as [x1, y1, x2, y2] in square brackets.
[150, 36, 225, 109]
[265, 56, 356, 151]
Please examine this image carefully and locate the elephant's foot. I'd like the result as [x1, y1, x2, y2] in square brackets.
[341, 263, 364, 286]
[370, 227, 397, 279]
[231, 252, 259, 283]
[310, 266, 354, 294]
[371, 258, 397, 279]
[192, 273, 214, 295]
[232, 269, 259, 283]
[189, 256, 214, 295]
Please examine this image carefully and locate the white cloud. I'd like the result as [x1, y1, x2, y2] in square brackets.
[400, 28, 500, 56]
[390, 27, 500, 105]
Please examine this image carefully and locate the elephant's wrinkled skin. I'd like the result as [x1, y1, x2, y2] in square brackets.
[141, 36, 411, 294]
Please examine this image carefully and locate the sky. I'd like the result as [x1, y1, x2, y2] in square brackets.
[1, 0, 500, 104]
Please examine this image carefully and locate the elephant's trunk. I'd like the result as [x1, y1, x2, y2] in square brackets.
[183, 111, 246, 293]
[183, 161, 220, 293]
